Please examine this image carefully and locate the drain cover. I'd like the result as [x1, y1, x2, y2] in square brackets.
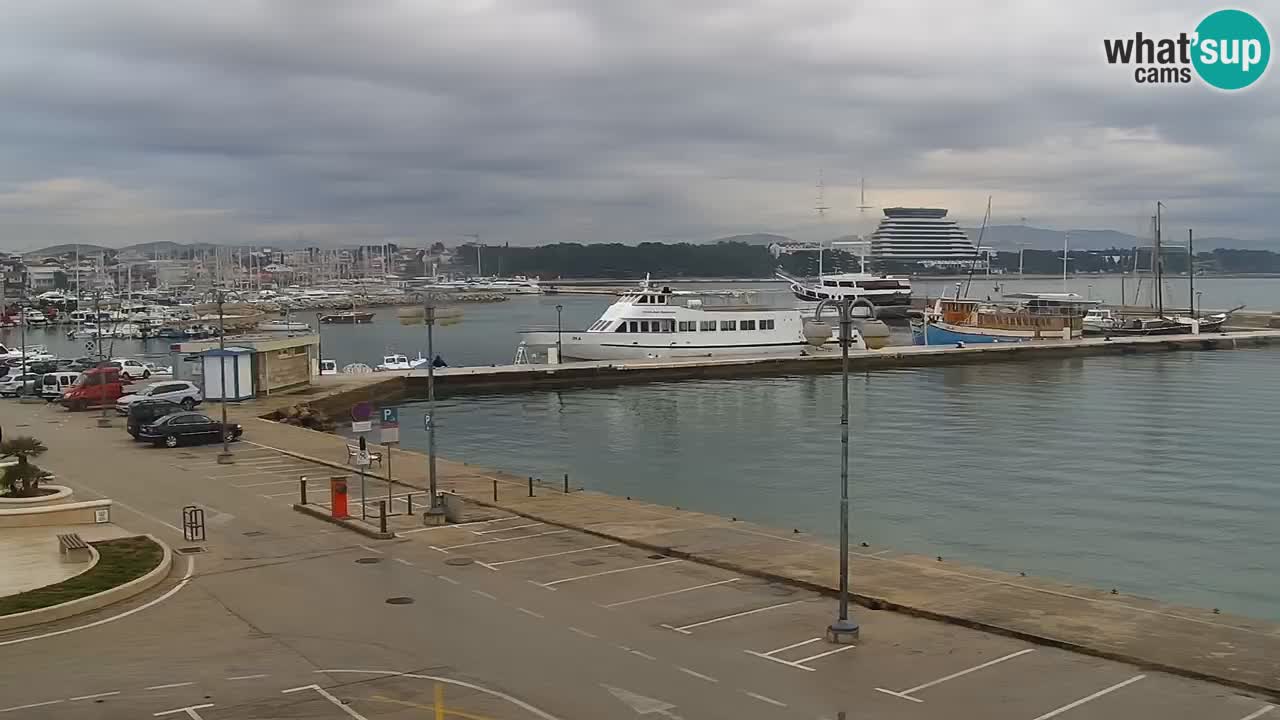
[355, 557, 382, 564]
[386, 597, 415, 605]
[242, 531, 266, 537]
[444, 557, 474, 566]
[176, 546, 206, 554]
[571, 558, 604, 567]
[647, 554, 667, 560]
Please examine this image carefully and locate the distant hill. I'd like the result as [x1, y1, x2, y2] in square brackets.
[24, 243, 113, 258]
[961, 225, 1274, 251]
[709, 233, 793, 245]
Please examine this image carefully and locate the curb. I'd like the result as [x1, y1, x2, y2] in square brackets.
[0, 534, 173, 632]
[293, 503, 395, 540]
[250, 426, 1280, 701]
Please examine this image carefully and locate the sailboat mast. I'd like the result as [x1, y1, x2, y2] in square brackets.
[1155, 202, 1164, 316]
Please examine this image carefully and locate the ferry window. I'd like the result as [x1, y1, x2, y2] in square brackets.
[677, 321, 693, 332]
[628, 321, 639, 332]
[839, 281, 855, 287]
[720, 320, 736, 331]
[822, 280, 837, 287]
[761, 319, 775, 330]
[740, 320, 756, 330]
[615, 322, 627, 333]
[656, 296, 666, 304]
[700, 320, 716, 331]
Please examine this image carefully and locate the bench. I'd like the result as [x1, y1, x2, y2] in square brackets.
[346, 444, 383, 467]
[57, 533, 91, 564]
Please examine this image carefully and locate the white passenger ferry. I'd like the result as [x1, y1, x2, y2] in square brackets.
[518, 280, 865, 361]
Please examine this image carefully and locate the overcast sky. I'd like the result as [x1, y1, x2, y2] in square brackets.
[1, 0, 1275, 250]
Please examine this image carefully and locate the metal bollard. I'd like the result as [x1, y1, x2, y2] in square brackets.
[563, 473, 569, 494]
[379, 501, 388, 534]
[406, 494, 413, 514]
[528, 476, 534, 497]
[299, 477, 308, 504]
[493, 479, 498, 501]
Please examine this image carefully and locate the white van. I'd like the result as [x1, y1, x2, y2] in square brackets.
[40, 372, 81, 401]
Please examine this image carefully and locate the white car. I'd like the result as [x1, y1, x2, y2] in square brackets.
[0, 373, 41, 397]
[110, 358, 152, 381]
[115, 381, 203, 414]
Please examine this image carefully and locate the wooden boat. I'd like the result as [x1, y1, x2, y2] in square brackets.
[319, 311, 375, 324]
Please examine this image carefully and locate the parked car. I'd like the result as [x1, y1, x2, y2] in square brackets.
[40, 371, 81, 401]
[60, 366, 125, 410]
[125, 399, 183, 439]
[138, 412, 243, 448]
[109, 358, 151, 381]
[116, 381, 203, 414]
[0, 373, 40, 397]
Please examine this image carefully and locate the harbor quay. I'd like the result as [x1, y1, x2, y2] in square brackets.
[284, 329, 1280, 413]
[245, 415, 1280, 702]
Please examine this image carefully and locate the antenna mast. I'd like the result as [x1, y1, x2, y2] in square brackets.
[815, 172, 830, 277]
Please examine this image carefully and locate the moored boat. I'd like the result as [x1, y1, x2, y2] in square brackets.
[911, 292, 1089, 345]
[319, 310, 375, 324]
[518, 278, 865, 361]
[776, 270, 913, 317]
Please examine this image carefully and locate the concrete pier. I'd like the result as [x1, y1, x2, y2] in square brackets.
[245, 416, 1280, 699]
[282, 330, 1280, 417]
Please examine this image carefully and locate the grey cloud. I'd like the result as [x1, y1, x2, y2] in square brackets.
[0, 0, 1276, 249]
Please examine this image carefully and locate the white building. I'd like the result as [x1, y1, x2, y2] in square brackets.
[868, 207, 984, 268]
[26, 265, 63, 291]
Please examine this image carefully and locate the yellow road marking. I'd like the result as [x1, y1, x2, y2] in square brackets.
[364, 693, 498, 720]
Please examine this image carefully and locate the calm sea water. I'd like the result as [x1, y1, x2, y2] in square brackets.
[390, 349, 1280, 621]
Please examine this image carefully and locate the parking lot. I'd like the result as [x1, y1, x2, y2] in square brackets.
[382, 516, 1276, 720]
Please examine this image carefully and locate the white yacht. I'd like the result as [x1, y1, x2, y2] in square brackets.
[518, 280, 864, 361]
[777, 270, 913, 316]
[375, 353, 428, 371]
[257, 320, 312, 332]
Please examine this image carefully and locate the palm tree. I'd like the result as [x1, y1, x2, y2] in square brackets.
[1, 436, 52, 498]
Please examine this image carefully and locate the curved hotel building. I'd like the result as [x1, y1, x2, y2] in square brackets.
[868, 207, 985, 271]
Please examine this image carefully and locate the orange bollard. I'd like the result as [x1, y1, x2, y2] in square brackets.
[330, 476, 349, 519]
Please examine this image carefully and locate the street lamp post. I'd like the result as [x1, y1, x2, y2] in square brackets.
[315, 312, 324, 375]
[95, 292, 111, 426]
[555, 304, 563, 363]
[815, 297, 860, 644]
[201, 288, 237, 464]
[422, 302, 445, 525]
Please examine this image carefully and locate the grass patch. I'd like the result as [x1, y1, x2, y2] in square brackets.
[0, 536, 164, 615]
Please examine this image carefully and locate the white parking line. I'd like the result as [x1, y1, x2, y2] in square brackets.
[676, 667, 719, 683]
[439, 575, 461, 585]
[602, 578, 740, 608]
[539, 559, 681, 587]
[793, 643, 856, 665]
[0, 700, 64, 713]
[357, 544, 384, 554]
[759, 637, 823, 656]
[489, 543, 620, 566]
[153, 704, 214, 719]
[1238, 706, 1275, 720]
[225, 674, 270, 681]
[1028, 675, 1145, 720]
[473, 522, 543, 535]
[472, 590, 497, 600]
[233, 478, 320, 488]
[743, 691, 787, 708]
[518, 607, 545, 618]
[440, 529, 567, 550]
[875, 648, 1034, 703]
[146, 682, 195, 690]
[569, 626, 598, 639]
[400, 517, 517, 533]
[664, 600, 805, 634]
[69, 691, 121, 701]
[282, 684, 369, 720]
[744, 650, 817, 671]
[394, 558, 415, 566]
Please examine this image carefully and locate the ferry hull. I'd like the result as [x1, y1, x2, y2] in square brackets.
[911, 320, 1073, 345]
[520, 331, 823, 361]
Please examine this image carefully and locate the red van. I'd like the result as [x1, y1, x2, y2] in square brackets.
[60, 367, 125, 410]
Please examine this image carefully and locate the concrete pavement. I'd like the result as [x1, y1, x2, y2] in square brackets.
[0, 399, 1276, 720]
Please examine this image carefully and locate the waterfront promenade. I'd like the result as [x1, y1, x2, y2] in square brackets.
[245, 415, 1280, 700]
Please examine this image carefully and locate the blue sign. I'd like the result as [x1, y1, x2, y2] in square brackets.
[381, 406, 399, 426]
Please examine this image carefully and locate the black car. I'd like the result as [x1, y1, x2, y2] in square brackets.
[138, 412, 243, 448]
[126, 399, 184, 439]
